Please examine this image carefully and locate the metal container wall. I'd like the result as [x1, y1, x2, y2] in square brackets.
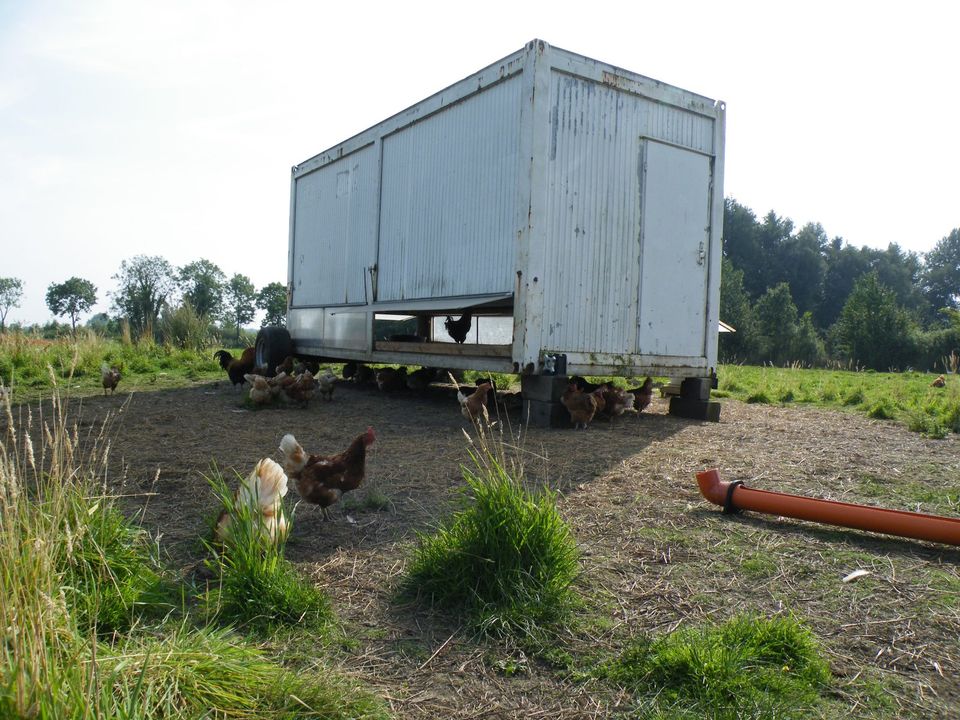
[290, 144, 378, 307]
[377, 76, 522, 301]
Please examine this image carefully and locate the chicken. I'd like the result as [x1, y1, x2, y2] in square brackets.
[101, 363, 121, 395]
[596, 384, 635, 419]
[275, 355, 295, 376]
[931, 374, 946, 388]
[376, 366, 407, 392]
[342, 361, 358, 380]
[214, 347, 256, 388]
[294, 359, 321, 376]
[317, 368, 336, 401]
[629, 377, 655, 413]
[560, 383, 600, 430]
[246, 374, 274, 406]
[351, 363, 374, 385]
[279, 428, 376, 520]
[570, 375, 603, 393]
[405, 366, 437, 392]
[444, 311, 472, 344]
[282, 370, 317, 407]
[448, 372, 493, 424]
[214, 457, 289, 544]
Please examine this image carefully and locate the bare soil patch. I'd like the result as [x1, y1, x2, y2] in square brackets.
[57, 378, 960, 718]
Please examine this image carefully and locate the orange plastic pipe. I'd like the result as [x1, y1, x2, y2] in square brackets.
[696, 468, 960, 547]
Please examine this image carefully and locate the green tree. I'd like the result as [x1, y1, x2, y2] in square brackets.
[722, 199, 765, 298]
[256, 281, 287, 327]
[922, 228, 960, 314]
[754, 283, 798, 366]
[791, 312, 825, 366]
[718, 257, 758, 362]
[110, 255, 176, 340]
[776, 222, 827, 317]
[178, 259, 226, 319]
[45, 277, 97, 333]
[816, 238, 870, 329]
[224, 274, 256, 343]
[835, 272, 915, 370]
[0, 277, 24, 333]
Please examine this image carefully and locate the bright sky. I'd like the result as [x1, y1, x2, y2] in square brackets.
[2, 1, 958, 325]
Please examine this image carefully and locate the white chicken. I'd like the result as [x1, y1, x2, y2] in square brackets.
[214, 457, 290, 544]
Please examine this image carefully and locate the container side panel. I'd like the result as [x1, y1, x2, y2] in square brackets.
[637, 140, 712, 357]
[541, 72, 644, 355]
[645, 102, 715, 154]
[291, 145, 377, 307]
[377, 77, 521, 302]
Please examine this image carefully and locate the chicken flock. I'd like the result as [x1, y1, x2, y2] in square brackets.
[209, 346, 661, 535]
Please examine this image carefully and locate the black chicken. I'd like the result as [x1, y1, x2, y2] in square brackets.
[444, 311, 473, 343]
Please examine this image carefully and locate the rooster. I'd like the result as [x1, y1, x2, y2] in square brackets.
[214, 457, 289, 544]
[214, 348, 256, 388]
[444, 311, 472, 343]
[561, 383, 600, 430]
[279, 428, 376, 520]
[101, 363, 121, 395]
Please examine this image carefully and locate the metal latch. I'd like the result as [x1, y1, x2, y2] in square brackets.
[697, 241, 706, 266]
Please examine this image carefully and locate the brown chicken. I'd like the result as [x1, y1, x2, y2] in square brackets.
[448, 372, 493, 424]
[279, 428, 376, 520]
[629, 377, 655, 413]
[214, 347, 256, 388]
[561, 383, 600, 430]
[931, 374, 946, 388]
[282, 370, 317, 407]
[596, 384, 636, 419]
[101, 363, 121, 395]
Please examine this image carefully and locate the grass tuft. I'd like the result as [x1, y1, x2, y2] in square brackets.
[202, 469, 333, 632]
[400, 431, 580, 641]
[598, 614, 831, 720]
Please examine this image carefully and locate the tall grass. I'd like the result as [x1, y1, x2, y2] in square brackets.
[598, 614, 832, 720]
[400, 430, 580, 641]
[0, 376, 386, 719]
[0, 332, 222, 397]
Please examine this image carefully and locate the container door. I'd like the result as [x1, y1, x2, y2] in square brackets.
[637, 140, 712, 358]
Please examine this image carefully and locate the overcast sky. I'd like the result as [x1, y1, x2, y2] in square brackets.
[2, 0, 957, 325]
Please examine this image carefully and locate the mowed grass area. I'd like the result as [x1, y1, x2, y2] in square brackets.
[714, 364, 960, 438]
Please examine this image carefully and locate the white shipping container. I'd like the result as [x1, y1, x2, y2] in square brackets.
[279, 39, 725, 387]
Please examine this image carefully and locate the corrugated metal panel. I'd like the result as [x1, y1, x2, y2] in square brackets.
[645, 101, 715, 154]
[291, 144, 377, 307]
[376, 76, 521, 301]
[541, 72, 644, 355]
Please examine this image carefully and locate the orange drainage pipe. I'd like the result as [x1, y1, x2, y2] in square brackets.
[696, 468, 960, 547]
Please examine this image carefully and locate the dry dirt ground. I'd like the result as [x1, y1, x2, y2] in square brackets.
[59, 377, 960, 719]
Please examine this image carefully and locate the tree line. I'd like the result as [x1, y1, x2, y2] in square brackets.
[720, 199, 960, 371]
[0, 256, 286, 347]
